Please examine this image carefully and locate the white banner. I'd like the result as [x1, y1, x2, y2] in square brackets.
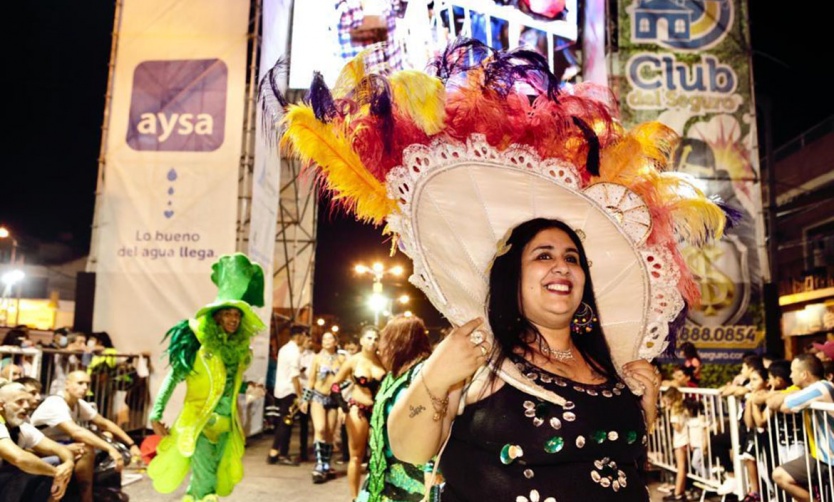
[241, 0, 293, 422]
[93, 0, 252, 425]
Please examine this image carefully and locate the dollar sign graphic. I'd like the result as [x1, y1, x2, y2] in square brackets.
[683, 244, 735, 316]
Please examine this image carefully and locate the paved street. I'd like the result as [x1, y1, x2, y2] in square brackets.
[122, 431, 676, 502]
[123, 431, 353, 502]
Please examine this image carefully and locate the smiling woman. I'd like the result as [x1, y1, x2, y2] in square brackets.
[265, 37, 731, 502]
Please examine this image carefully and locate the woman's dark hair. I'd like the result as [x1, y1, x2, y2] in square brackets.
[487, 218, 618, 381]
[750, 365, 769, 385]
[380, 315, 431, 377]
[91, 331, 114, 349]
[679, 342, 700, 360]
[1, 328, 28, 347]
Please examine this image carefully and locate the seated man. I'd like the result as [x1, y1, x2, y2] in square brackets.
[15, 376, 44, 407]
[0, 382, 75, 502]
[31, 370, 141, 502]
[769, 354, 834, 502]
[15, 377, 88, 467]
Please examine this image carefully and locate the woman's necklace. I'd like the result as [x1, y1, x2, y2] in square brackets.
[540, 339, 574, 361]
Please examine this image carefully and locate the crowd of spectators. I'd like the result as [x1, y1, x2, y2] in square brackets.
[657, 342, 834, 502]
[1, 326, 146, 501]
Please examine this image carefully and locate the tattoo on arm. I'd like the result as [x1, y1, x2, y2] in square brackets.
[408, 404, 426, 418]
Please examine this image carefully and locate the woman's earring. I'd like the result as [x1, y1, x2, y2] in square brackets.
[571, 302, 597, 334]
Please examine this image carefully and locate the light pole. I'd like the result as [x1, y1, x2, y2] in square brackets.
[0, 226, 19, 264]
[355, 262, 404, 326]
[2, 269, 25, 326]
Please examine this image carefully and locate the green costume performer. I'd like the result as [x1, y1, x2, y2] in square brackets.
[147, 253, 267, 502]
[359, 360, 435, 502]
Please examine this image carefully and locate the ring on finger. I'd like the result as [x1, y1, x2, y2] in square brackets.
[479, 344, 488, 357]
[470, 331, 485, 345]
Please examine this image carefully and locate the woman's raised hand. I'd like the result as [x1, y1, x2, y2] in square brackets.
[423, 318, 487, 392]
[623, 359, 662, 429]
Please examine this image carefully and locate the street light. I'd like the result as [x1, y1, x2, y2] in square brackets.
[2, 269, 25, 325]
[0, 226, 19, 264]
[355, 262, 405, 326]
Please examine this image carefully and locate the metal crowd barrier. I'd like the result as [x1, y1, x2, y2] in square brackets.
[0, 346, 43, 380]
[649, 388, 746, 498]
[1, 346, 151, 433]
[650, 386, 834, 501]
[755, 403, 834, 502]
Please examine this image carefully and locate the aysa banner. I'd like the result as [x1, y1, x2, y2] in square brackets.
[92, 0, 251, 417]
[617, 0, 768, 363]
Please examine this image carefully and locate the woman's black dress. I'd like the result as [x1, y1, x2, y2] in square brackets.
[439, 355, 650, 501]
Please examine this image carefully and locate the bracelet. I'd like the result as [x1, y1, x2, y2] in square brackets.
[302, 388, 314, 402]
[419, 371, 449, 422]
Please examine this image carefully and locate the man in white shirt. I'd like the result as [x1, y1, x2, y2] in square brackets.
[267, 325, 310, 465]
[0, 382, 75, 501]
[31, 370, 141, 502]
[770, 354, 834, 502]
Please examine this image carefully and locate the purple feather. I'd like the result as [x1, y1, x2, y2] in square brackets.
[716, 199, 744, 229]
[427, 37, 493, 82]
[307, 72, 337, 122]
[663, 304, 689, 358]
[485, 47, 562, 99]
[257, 58, 289, 144]
[571, 117, 600, 177]
[367, 75, 395, 156]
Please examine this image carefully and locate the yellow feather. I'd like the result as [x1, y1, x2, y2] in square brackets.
[597, 123, 724, 246]
[333, 53, 367, 98]
[281, 105, 396, 224]
[390, 70, 446, 135]
[654, 174, 726, 243]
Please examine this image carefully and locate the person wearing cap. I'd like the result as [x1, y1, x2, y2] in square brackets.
[268, 37, 730, 502]
[813, 339, 834, 362]
[146, 253, 267, 502]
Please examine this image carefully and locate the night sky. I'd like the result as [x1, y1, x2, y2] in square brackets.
[4, 1, 833, 330]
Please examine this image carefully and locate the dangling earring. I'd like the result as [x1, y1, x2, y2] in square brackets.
[571, 302, 597, 334]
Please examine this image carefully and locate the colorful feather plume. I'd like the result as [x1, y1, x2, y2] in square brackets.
[280, 105, 395, 224]
[259, 37, 732, 335]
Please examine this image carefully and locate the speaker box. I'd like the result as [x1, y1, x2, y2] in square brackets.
[74, 272, 96, 333]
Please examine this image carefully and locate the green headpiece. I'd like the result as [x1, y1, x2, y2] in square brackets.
[194, 253, 266, 328]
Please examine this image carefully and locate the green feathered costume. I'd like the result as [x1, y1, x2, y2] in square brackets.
[147, 254, 267, 501]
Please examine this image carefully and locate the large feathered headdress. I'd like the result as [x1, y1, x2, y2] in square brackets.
[260, 38, 730, 397]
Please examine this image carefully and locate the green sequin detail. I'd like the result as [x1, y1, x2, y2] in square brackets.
[626, 431, 638, 444]
[500, 444, 524, 464]
[592, 430, 607, 444]
[544, 436, 565, 453]
[535, 402, 550, 419]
